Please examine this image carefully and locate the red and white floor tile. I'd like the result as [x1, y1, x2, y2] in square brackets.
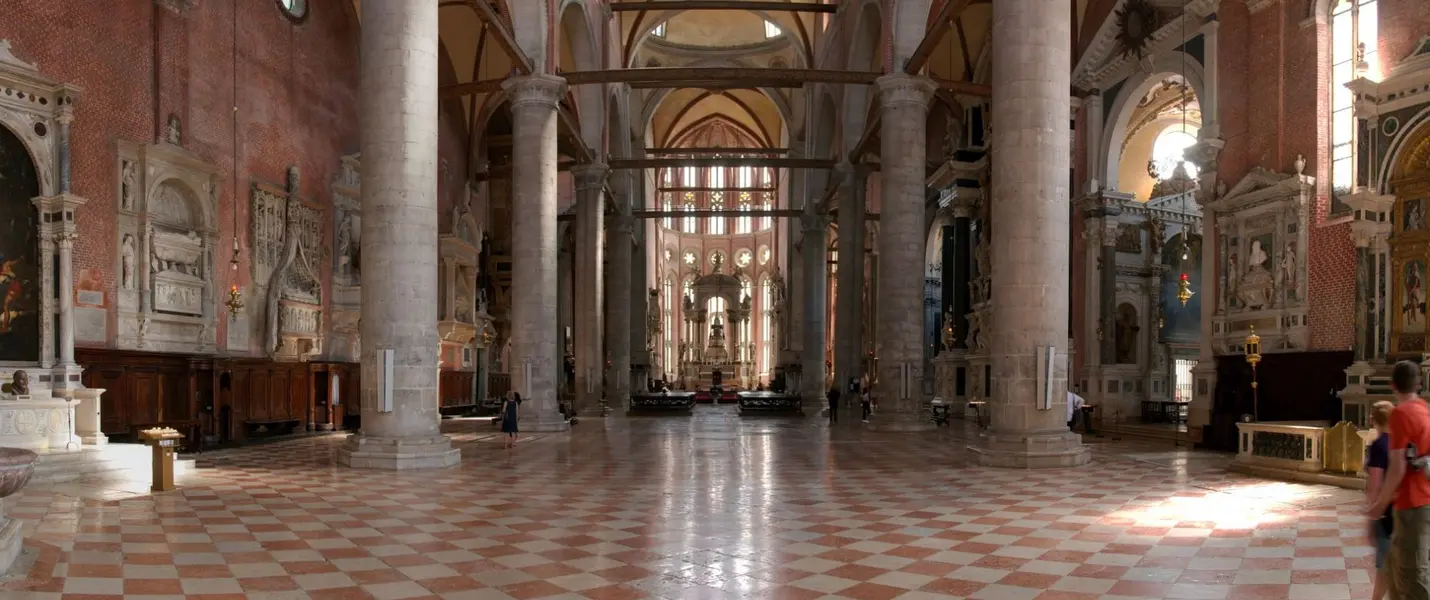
[0, 409, 1372, 599]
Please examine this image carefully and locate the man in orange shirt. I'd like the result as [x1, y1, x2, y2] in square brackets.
[1369, 361, 1430, 599]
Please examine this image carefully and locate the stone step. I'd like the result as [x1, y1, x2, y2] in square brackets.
[29, 444, 196, 485]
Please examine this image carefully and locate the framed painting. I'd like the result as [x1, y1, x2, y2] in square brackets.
[1394, 244, 1430, 355]
[1402, 197, 1429, 235]
[0, 122, 41, 362]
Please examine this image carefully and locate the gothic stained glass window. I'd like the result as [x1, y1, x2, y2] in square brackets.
[663, 277, 673, 376]
[1331, 0, 1377, 211]
[760, 276, 773, 376]
[661, 192, 673, 230]
[709, 192, 726, 235]
[683, 193, 697, 234]
[760, 192, 774, 231]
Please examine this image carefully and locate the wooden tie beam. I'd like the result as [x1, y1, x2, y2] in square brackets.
[611, 157, 835, 170]
[608, 1, 838, 12]
[646, 147, 789, 155]
[441, 68, 991, 97]
[904, 0, 975, 75]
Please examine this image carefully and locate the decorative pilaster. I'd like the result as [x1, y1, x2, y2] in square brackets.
[504, 73, 570, 432]
[572, 163, 607, 416]
[56, 232, 75, 366]
[872, 73, 937, 431]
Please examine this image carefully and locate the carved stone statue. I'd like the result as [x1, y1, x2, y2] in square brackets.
[941, 306, 956, 351]
[966, 311, 982, 350]
[1236, 239, 1275, 310]
[1279, 241, 1298, 301]
[711, 252, 724, 273]
[165, 114, 182, 145]
[121, 161, 137, 211]
[1226, 252, 1240, 308]
[740, 292, 751, 313]
[646, 288, 661, 350]
[121, 234, 136, 290]
[3, 370, 28, 396]
[286, 166, 301, 194]
[1147, 217, 1166, 255]
[975, 238, 991, 278]
[1115, 307, 1139, 364]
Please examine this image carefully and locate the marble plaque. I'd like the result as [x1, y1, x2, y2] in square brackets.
[77, 290, 104, 307]
[74, 307, 107, 342]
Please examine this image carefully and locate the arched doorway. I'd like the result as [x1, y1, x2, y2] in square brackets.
[0, 123, 40, 363]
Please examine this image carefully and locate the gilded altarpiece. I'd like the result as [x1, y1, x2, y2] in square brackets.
[1390, 175, 1430, 355]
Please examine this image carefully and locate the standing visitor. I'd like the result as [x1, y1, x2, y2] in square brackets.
[1067, 384, 1086, 430]
[1367, 400, 1396, 600]
[1368, 361, 1430, 600]
[501, 391, 521, 449]
[826, 387, 840, 424]
[861, 387, 873, 423]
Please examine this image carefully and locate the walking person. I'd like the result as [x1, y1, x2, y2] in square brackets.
[500, 390, 521, 449]
[1368, 361, 1430, 600]
[1367, 400, 1396, 600]
[861, 387, 872, 423]
[827, 387, 840, 424]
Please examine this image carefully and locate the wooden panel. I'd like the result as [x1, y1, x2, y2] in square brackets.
[77, 349, 213, 437]
[440, 370, 476, 409]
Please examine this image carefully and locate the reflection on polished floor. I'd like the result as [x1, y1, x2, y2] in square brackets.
[2, 406, 1371, 599]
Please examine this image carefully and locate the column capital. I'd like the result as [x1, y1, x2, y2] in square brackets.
[801, 212, 830, 233]
[572, 163, 609, 191]
[502, 74, 567, 110]
[875, 74, 936, 110]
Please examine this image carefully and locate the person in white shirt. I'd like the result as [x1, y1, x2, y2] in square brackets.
[1067, 385, 1086, 430]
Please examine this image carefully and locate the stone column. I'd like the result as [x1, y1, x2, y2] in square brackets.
[37, 232, 54, 369]
[57, 232, 76, 366]
[1083, 93, 1103, 193]
[871, 74, 936, 431]
[338, 0, 458, 470]
[1099, 221, 1118, 363]
[572, 164, 607, 416]
[605, 209, 634, 413]
[835, 167, 866, 393]
[1355, 245, 1371, 362]
[974, 0, 1089, 467]
[1200, 18, 1221, 140]
[503, 73, 570, 431]
[802, 212, 829, 402]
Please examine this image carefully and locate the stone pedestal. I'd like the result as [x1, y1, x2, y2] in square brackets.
[870, 74, 936, 432]
[0, 508, 19, 576]
[338, 0, 458, 469]
[57, 386, 107, 446]
[505, 73, 570, 433]
[972, 0, 1089, 467]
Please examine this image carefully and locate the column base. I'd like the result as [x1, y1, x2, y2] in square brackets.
[337, 434, 460, 470]
[520, 416, 572, 433]
[79, 432, 108, 446]
[969, 430, 1091, 468]
[0, 514, 20, 576]
[866, 413, 937, 432]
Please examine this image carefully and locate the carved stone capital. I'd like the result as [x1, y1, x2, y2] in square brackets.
[875, 74, 936, 111]
[571, 163, 609, 192]
[502, 74, 567, 111]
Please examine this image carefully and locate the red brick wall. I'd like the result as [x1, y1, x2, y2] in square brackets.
[1, 0, 470, 354]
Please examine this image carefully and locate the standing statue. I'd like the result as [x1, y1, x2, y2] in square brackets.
[941, 306, 956, 351]
[646, 288, 661, 350]
[1147, 217, 1166, 255]
[121, 234, 136, 290]
[121, 161, 137, 211]
[1280, 241, 1298, 300]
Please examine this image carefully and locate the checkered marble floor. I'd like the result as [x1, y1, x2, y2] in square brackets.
[0, 408, 1372, 599]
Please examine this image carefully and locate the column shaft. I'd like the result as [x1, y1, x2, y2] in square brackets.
[1100, 241, 1117, 362]
[573, 164, 606, 415]
[58, 234, 75, 366]
[835, 169, 866, 391]
[504, 74, 569, 431]
[951, 211, 972, 348]
[340, 0, 458, 469]
[872, 74, 936, 430]
[802, 214, 828, 401]
[38, 234, 54, 368]
[605, 213, 633, 410]
[976, 0, 1088, 467]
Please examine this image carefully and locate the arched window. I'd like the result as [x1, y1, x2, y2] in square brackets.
[764, 20, 782, 38]
[760, 169, 775, 230]
[682, 193, 697, 234]
[760, 276, 773, 376]
[709, 192, 726, 235]
[1332, 0, 1377, 201]
[736, 192, 753, 234]
[1151, 129, 1199, 180]
[661, 192, 673, 230]
[663, 277, 673, 376]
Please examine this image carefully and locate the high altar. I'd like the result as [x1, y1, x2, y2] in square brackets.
[678, 256, 755, 392]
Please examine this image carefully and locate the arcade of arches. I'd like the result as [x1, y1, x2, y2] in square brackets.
[0, 0, 1428, 597]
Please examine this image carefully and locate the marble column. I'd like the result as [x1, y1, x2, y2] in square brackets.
[338, 0, 459, 470]
[835, 167, 866, 393]
[37, 232, 54, 369]
[1099, 221, 1118, 363]
[57, 232, 75, 366]
[1083, 93, 1104, 194]
[605, 209, 634, 412]
[871, 74, 936, 430]
[572, 164, 606, 416]
[504, 73, 570, 431]
[974, 0, 1089, 467]
[802, 212, 829, 402]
